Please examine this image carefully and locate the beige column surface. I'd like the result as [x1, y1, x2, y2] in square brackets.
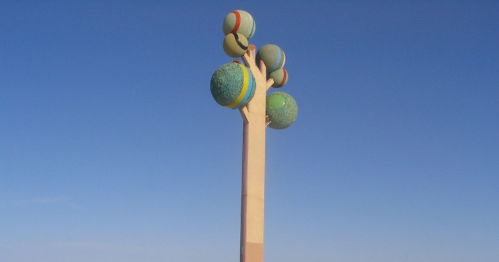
[238, 45, 274, 262]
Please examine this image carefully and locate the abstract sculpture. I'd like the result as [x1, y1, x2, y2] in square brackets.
[210, 10, 298, 262]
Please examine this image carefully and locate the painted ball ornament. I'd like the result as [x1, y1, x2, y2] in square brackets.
[266, 92, 298, 129]
[211, 62, 256, 109]
[223, 10, 256, 40]
[256, 44, 285, 73]
[223, 33, 248, 58]
[268, 68, 288, 88]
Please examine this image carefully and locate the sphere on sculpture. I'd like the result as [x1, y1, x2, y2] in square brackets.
[223, 33, 249, 58]
[256, 44, 285, 73]
[223, 10, 256, 40]
[211, 62, 256, 109]
[266, 92, 298, 129]
[268, 68, 288, 88]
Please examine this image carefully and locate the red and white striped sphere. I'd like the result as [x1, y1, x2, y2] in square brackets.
[222, 10, 256, 40]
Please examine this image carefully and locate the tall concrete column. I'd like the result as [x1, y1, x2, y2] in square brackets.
[239, 45, 274, 262]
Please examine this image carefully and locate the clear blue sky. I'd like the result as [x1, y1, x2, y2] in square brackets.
[1, 1, 498, 261]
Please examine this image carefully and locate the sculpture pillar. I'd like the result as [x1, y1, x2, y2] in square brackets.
[239, 45, 272, 262]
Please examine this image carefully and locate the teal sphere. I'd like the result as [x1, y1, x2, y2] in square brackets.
[210, 62, 256, 109]
[266, 92, 298, 129]
[256, 44, 285, 73]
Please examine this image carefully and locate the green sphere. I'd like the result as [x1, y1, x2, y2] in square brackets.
[266, 92, 298, 129]
[210, 62, 256, 109]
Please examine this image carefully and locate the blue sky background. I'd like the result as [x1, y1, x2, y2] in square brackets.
[1, 1, 498, 261]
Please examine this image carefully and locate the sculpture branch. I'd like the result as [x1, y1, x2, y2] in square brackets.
[243, 45, 268, 88]
[266, 79, 274, 90]
[239, 106, 250, 123]
[241, 44, 270, 120]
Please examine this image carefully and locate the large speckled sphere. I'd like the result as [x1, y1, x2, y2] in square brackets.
[256, 44, 285, 73]
[211, 62, 256, 109]
[268, 68, 288, 88]
[223, 10, 256, 40]
[266, 92, 298, 129]
[223, 33, 248, 58]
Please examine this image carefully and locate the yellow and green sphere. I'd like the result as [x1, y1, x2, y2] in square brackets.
[211, 62, 256, 109]
[266, 92, 298, 129]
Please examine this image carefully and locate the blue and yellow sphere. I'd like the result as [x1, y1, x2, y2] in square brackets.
[256, 44, 285, 73]
[223, 10, 256, 40]
[211, 62, 256, 109]
[266, 92, 298, 129]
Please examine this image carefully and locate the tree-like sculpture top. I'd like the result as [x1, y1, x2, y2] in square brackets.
[210, 10, 298, 262]
[211, 10, 298, 129]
